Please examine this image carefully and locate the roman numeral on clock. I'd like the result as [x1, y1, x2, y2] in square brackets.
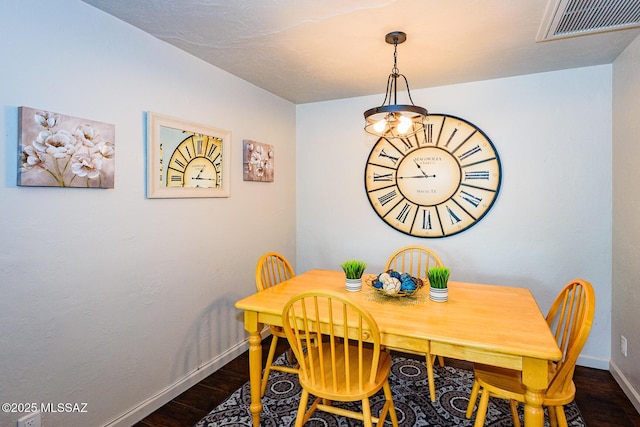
[460, 190, 482, 208]
[458, 145, 481, 161]
[465, 170, 489, 180]
[207, 144, 217, 158]
[444, 128, 458, 147]
[396, 203, 411, 223]
[378, 149, 399, 165]
[373, 172, 393, 181]
[399, 138, 413, 151]
[422, 210, 432, 230]
[378, 189, 398, 206]
[425, 124, 433, 144]
[446, 206, 462, 224]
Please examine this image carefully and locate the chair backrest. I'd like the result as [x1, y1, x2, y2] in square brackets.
[281, 290, 382, 395]
[545, 279, 595, 396]
[255, 252, 294, 291]
[384, 246, 443, 279]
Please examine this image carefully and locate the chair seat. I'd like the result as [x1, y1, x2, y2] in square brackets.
[472, 364, 527, 400]
[299, 342, 392, 402]
[473, 363, 576, 407]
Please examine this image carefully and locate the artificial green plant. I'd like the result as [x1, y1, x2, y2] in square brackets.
[340, 260, 368, 279]
[427, 266, 450, 289]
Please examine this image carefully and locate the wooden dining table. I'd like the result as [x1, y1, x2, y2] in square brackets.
[235, 269, 562, 427]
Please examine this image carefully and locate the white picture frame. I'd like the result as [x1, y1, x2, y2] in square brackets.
[146, 112, 231, 198]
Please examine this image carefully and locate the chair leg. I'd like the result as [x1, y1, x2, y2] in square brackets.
[295, 390, 310, 427]
[383, 381, 399, 427]
[285, 347, 295, 365]
[261, 334, 279, 397]
[473, 387, 490, 427]
[437, 355, 445, 367]
[362, 397, 373, 427]
[509, 400, 521, 427]
[425, 353, 436, 402]
[548, 405, 558, 427]
[555, 405, 569, 427]
[466, 380, 480, 418]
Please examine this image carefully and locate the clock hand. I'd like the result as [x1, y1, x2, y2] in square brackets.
[194, 166, 204, 179]
[192, 177, 215, 180]
[414, 159, 436, 179]
[397, 175, 436, 179]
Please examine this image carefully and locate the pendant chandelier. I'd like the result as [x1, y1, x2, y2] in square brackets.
[364, 31, 428, 138]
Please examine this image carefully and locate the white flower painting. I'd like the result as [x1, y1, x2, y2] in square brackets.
[18, 107, 115, 188]
[243, 139, 274, 182]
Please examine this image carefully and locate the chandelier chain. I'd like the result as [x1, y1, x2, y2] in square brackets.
[392, 39, 400, 76]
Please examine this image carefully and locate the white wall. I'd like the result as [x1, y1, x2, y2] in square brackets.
[0, 1, 296, 426]
[1, 1, 630, 425]
[297, 66, 612, 369]
[612, 34, 640, 413]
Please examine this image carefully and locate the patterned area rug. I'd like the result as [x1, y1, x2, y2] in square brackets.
[195, 354, 585, 426]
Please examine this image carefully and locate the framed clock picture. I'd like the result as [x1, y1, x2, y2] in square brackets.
[364, 114, 501, 238]
[146, 112, 231, 198]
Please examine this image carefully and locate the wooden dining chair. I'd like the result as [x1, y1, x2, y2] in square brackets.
[282, 290, 399, 427]
[255, 251, 297, 397]
[384, 245, 445, 401]
[384, 245, 444, 279]
[465, 279, 596, 427]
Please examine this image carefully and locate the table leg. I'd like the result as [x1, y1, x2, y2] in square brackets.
[522, 357, 547, 427]
[245, 311, 263, 427]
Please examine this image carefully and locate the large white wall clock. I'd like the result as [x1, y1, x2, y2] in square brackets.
[364, 114, 502, 238]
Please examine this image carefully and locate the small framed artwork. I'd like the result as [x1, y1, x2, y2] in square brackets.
[243, 140, 274, 182]
[146, 112, 231, 198]
[18, 106, 115, 188]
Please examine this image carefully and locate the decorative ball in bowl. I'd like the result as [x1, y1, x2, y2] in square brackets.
[366, 270, 424, 297]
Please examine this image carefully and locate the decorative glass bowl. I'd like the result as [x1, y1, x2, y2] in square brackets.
[365, 272, 424, 297]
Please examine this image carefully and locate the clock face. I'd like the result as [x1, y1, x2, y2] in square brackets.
[364, 114, 501, 238]
[166, 134, 223, 188]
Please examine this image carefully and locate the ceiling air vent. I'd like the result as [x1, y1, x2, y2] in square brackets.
[537, 0, 640, 41]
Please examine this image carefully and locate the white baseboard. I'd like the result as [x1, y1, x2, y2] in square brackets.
[609, 359, 640, 414]
[104, 328, 270, 427]
[576, 354, 610, 370]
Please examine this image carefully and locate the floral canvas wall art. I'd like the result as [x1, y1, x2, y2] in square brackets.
[243, 140, 274, 182]
[18, 107, 115, 188]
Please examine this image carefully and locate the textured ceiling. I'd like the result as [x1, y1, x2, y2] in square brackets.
[81, 0, 640, 104]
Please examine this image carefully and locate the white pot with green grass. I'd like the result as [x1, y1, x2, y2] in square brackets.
[428, 266, 450, 302]
[341, 260, 367, 292]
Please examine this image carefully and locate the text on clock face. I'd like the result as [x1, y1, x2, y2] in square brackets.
[414, 156, 442, 163]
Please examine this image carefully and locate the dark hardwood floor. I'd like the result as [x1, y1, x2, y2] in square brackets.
[134, 337, 640, 427]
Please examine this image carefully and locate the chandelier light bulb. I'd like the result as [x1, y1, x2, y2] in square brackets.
[397, 116, 412, 134]
[373, 118, 387, 133]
